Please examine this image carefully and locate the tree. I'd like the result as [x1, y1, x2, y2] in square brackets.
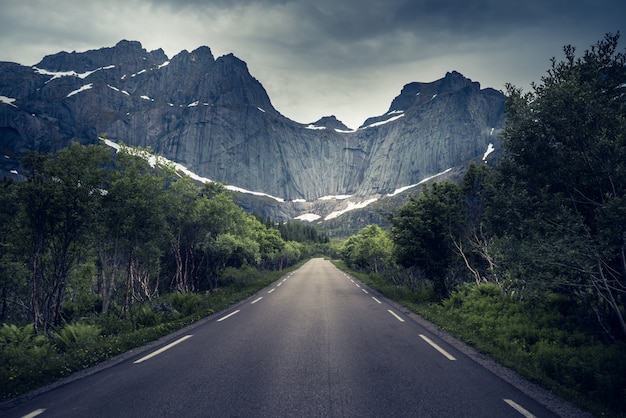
[496, 33, 626, 337]
[390, 181, 465, 298]
[19, 143, 109, 334]
[95, 146, 170, 316]
[166, 176, 204, 293]
[340, 225, 393, 274]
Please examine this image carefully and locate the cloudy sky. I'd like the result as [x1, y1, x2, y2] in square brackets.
[1, 0, 625, 129]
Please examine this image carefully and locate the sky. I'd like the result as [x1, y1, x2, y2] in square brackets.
[1, 0, 625, 129]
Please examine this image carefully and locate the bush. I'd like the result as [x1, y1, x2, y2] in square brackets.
[0, 323, 59, 400]
[53, 322, 102, 353]
[420, 283, 626, 416]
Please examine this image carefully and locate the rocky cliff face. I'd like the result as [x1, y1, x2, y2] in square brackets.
[0, 40, 505, 219]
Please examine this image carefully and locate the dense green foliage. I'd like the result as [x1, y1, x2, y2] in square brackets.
[0, 142, 322, 330]
[0, 141, 328, 400]
[338, 34, 626, 416]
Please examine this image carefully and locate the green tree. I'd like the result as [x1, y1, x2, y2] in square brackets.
[19, 143, 109, 334]
[340, 225, 393, 274]
[95, 146, 170, 316]
[495, 33, 626, 337]
[390, 181, 465, 298]
[0, 180, 25, 323]
[165, 176, 204, 293]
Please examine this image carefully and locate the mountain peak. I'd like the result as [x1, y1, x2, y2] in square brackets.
[309, 116, 350, 131]
[386, 71, 480, 113]
[35, 40, 168, 73]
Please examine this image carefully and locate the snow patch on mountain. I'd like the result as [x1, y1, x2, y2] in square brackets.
[387, 168, 453, 197]
[295, 213, 322, 222]
[482, 143, 495, 161]
[67, 84, 93, 97]
[101, 138, 285, 203]
[0, 96, 17, 107]
[324, 198, 379, 220]
[33, 65, 115, 82]
[359, 113, 405, 129]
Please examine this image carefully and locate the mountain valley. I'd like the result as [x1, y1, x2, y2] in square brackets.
[0, 40, 506, 224]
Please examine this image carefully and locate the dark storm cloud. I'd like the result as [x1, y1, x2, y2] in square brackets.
[0, 0, 625, 127]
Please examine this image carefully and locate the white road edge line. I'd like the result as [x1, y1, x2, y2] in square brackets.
[21, 409, 46, 418]
[268, 288, 275, 293]
[372, 297, 382, 304]
[387, 309, 405, 322]
[504, 399, 536, 418]
[277, 282, 283, 287]
[361, 288, 368, 294]
[419, 334, 456, 361]
[251, 297, 263, 304]
[134, 335, 193, 364]
[217, 309, 241, 322]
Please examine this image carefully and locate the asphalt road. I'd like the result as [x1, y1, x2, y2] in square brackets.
[4, 258, 564, 417]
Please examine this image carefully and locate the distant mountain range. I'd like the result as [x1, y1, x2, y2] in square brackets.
[0, 40, 506, 223]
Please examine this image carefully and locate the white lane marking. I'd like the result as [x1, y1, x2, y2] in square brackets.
[268, 288, 275, 294]
[387, 309, 405, 322]
[504, 399, 536, 417]
[21, 409, 46, 418]
[355, 283, 361, 288]
[217, 309, 241, 322]
[350, 279, 354, 283]
[282, 278, 287, 282]
[419, 334, 456, 361]
[277, 282, 283, 287]
[134, 335, 193, 364]
[251, 297, 263, 304]
[361, 288, 369, 294]
[372, 297, 382, 304]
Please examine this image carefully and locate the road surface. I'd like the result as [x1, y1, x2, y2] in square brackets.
[4, 258, 566, 417]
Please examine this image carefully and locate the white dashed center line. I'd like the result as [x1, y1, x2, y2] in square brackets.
[217, 309, 241, 322]
[419, 334, 456, 361]
[504, 399, 536, 417]
[134, 335, 193, 364]
[387, 309, 405, 322]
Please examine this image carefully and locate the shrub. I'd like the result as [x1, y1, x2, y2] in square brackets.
[0, 323, 59, 400]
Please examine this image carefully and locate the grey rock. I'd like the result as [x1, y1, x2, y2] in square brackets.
[0, 41, 505, 215]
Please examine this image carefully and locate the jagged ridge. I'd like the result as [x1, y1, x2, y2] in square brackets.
[0, 40, 505, 213]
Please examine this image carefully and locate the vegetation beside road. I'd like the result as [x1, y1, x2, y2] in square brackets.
[0, 142, 326, 401]
[334, 34, 626, 417]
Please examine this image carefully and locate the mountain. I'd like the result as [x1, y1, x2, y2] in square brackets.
[0, 40, 506, 222]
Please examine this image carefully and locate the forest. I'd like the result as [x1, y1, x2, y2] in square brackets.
[337, 34, 626, 416]
[0, 140, 326, 400]
[1, 34, 625, 416]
